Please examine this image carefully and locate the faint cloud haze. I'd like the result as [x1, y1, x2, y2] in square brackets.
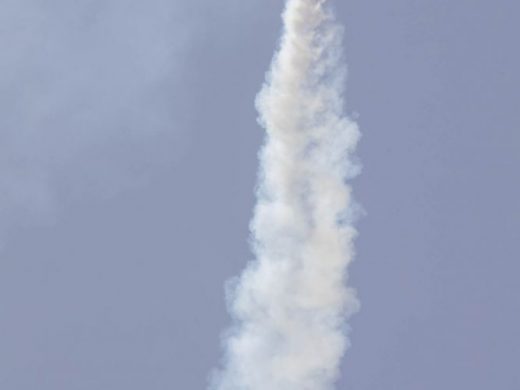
[0, 0, 192, 239]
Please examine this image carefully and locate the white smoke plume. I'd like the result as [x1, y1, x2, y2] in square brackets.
[211, 0, 361, 389]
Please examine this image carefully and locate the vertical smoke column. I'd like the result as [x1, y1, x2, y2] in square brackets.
[212, 0, 360, 389]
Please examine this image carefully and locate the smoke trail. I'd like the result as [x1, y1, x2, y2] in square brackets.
[211, 0, 360, 389]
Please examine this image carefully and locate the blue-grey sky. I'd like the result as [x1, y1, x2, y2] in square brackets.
[1, 0, 518, 389]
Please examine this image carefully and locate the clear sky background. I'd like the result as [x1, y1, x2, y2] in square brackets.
[1, 0, 518, 389]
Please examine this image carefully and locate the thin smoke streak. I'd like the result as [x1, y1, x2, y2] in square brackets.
[211, 1, 360, 389]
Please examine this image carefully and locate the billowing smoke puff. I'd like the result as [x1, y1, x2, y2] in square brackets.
[211, 0, 361, 389]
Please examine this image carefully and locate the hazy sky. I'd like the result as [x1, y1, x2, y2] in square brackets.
[0, 0, 518, 389]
